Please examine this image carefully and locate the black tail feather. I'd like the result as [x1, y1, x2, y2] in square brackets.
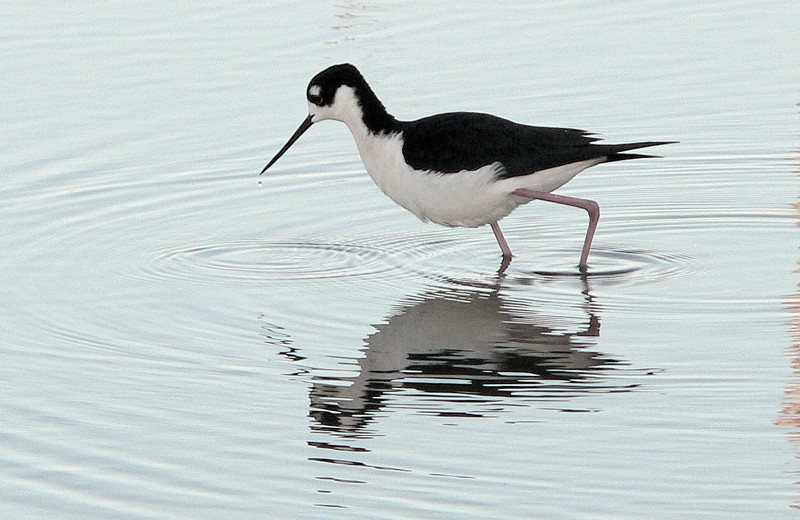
[606, 152, 663, 162]
[602, 141, 677, 162]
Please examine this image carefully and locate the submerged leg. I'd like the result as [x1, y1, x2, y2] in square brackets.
[491, 221, 513, 275]
[490, 221, 512, 258]
[512, 188, 600, 270]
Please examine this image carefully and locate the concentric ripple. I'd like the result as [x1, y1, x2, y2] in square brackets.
[517, 248, 698, 281]
[150, 239, 396, 283]
[143, 231, 464, 285]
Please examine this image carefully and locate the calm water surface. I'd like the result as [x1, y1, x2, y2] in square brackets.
[2, 1, 800, 518]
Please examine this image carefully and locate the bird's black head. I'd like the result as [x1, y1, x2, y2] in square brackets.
[306, 63, 364, 108]
[305, 63, 397, 133]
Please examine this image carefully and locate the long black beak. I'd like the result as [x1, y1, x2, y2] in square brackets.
[260, 114, 314, 175]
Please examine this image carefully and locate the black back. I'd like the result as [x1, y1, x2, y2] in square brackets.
[400, 112, 671, 177]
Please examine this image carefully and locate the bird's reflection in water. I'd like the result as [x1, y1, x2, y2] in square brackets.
[301, 277, 640, 440]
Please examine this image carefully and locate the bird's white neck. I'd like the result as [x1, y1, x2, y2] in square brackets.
[325, 86, 368, 132]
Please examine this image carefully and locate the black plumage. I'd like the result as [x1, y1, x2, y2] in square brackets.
[400, 112, 671, 178]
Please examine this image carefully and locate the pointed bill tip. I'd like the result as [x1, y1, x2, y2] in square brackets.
[259, 114, 315, 175]
[259, 158, 279, 176]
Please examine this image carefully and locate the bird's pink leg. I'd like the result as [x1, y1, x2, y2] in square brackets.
[490, 221, 512, 257]
[490, 221, 513, 275]
[511, 188, 600, 270]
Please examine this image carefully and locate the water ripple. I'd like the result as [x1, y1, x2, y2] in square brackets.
[158, 240, 389, 282]
[509, 248, 697, 281]
[144, 235, 447, 285]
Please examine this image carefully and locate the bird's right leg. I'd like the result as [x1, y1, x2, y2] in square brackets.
[490, 221, 512, 258]
[512, 188, 599, 270]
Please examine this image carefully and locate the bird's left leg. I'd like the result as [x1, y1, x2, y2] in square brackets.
[512, 188, 600, 270]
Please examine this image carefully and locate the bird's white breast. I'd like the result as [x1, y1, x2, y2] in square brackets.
[349, 132, 511, 227]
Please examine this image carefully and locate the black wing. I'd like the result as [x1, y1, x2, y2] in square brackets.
[400, 112, 672, 178]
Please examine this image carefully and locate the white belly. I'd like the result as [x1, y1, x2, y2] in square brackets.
[352, 131, 601, 228]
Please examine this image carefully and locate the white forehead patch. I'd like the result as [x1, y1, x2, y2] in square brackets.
[308, 85, 321, 97]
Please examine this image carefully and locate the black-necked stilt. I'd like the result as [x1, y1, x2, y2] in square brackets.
[261, 63, 674, 271]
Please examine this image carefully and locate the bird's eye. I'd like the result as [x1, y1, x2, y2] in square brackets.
[308, 85, 323, 106]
